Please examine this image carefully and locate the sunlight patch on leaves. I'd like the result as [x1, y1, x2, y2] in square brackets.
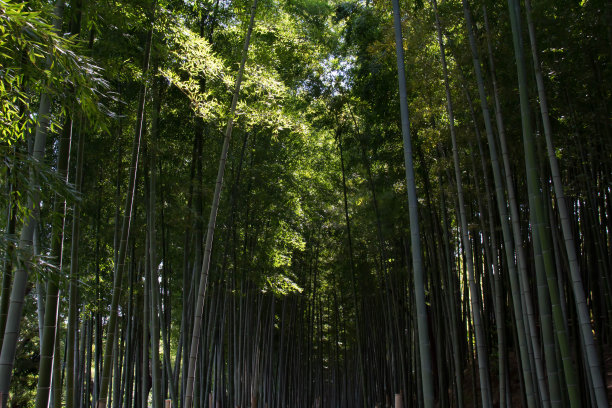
[160, 21, 230, 121]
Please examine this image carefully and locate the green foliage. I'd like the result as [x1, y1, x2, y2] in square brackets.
[160, 18, 229, 121]
[0, 0, 109, 134]
[264, 272, 303, 295]
[0, 1, 43, 146]
[0, 71, 30, 146]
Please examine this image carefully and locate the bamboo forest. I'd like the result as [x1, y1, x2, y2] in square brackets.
[1, 0, 612, 406]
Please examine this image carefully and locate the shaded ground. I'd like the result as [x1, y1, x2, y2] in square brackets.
[605, 344, 612, 405]
[461, 345, 612, 407]
[461, 351, 522, 408]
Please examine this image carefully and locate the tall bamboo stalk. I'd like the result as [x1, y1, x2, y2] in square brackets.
[66, 118, 85, 408]
[0, 2, 65, 404]
[461, 2, 540, 405]
[431, 1, 492, 404]
[391, 0, 434, 406]
[36, 113, 73, 408]
[506, 0, 580, 405]
[183, 1, 258, 405]
[147, 78, 163, 408]
[522, 1, 608, 405]
[97, 26, 153, 408]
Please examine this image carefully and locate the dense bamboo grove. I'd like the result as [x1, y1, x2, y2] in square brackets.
[0, 0, 611, 406]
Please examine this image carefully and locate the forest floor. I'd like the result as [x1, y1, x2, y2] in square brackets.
[605, 344, 612, 404]
[461, 346, 612, 407]
[461, 351, 522, 407]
